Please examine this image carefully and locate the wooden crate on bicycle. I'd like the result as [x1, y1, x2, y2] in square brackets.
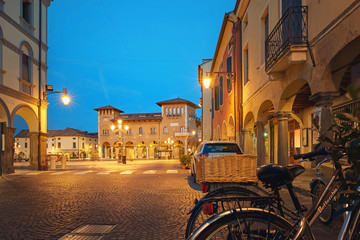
[196, 154, 258, 183]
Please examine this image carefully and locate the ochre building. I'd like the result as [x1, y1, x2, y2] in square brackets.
[95, 98, 200, 160]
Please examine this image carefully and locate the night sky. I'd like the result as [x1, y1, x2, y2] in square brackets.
[14, 0, 235, 134]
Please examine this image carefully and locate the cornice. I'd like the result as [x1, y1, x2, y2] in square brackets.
[0, 10, 49, 52]
[0, 85, 39, 105]
[0, 36, 48, 70]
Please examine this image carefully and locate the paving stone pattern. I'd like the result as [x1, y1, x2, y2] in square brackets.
[0, 161, 343, 240]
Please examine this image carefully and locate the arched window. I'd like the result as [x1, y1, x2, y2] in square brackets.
[181, 107, 184, 115]
[177, 107, 180, 115]
[173, 107, 176, 116]
[139, 127, 143, 134]
[165, 108, 168, 115]
[180, 127, 184, 133]
[19, 41, 33, 95]
[169, 108, 172, 116]
[163, 127, 168, 133]
[127, 128, 132, 135]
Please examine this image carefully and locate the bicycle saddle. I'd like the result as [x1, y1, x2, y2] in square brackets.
[257, 164, 305, 187]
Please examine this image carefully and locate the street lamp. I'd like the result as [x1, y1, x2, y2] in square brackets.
[110, 121, 129, 164]
[44, 85, 70, 105]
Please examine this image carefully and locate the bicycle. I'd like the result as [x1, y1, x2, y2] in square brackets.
[185, 184, 264, 238]
[187, 148, 360, 240]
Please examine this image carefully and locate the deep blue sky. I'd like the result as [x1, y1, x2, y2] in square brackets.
[43, 0, 235, 133]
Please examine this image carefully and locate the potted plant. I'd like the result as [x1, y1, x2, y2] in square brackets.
[180, 154, 191, 169]
[314, 84, 360, 186]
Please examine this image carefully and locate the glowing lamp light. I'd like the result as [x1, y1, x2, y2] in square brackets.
[192, 130, 196, 136]
[61, 94, 70, 105]
[117, 119, 122, 124]
[124, 125, 129, 131]
[203, 77, 211, 89]
[110, 125, 115, 131]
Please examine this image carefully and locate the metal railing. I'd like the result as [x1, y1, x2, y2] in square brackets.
[265, 6, 308, 71]
[332, 99, 360, 125]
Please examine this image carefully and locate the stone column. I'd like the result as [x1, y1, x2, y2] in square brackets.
[184, 138, 188, 155]
[39, 133, 47, 170]
[110, 146, 114, 159]
[255, 122, 265, 167]
[146, 147, 149, 159]
[29, 132, 39, 170]
[2, 127, 15, 174]
[243, 128, 252, 154]
[275, 112, 291, 166]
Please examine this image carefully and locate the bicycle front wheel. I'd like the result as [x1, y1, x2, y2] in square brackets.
[188, 208, 296, 240]
[185, 187, 260, 238]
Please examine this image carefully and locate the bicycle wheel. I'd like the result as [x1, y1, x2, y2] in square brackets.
[188, 208, 296, 240]
[185, 187, 260, 238]
[311, 181, 334, 224]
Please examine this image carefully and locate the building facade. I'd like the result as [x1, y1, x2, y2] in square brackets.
[201, 0, 360, 167]
[0, 0, 53, 174]
[95, 98, 201, 160]
[14, 128, 98, 160]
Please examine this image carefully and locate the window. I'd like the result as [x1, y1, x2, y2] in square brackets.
[127, 128, 132, 135]
[73, 138, 76, 140]
[73, 142, 76, 148]
[227, 57, 232, 93]
[150, 128, 156, 134]
[22, 53, 30, 82]
[163, 127, 168, 134]
[58, 142, 61, 148]
[139, 127, 143, 134]
[177, 107, 180, 115]
[82, 142, 84, 149]
[181, 107, 184, 114]
[173, 108, 176, 116]
[260, 9, 269, 64]
[103, 129, 109, 135]
[25, 142, 27, 148]
[22, 0, 32, 24]
[169, 108, 172, 116]
[215, 85, 219, 110]
[165, 108, 168, 115]
[219, 76, 223, 105]
[244, 48, 249, 85]
[180, 127, 184, 133]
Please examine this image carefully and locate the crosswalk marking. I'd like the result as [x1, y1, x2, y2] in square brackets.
[50, 171, 71, 175]
[74, 171, 93, 175]
[13, 169, 185, 176]
[120, 170, 135, 175]
[97, 170, 116, 175]
[26, 172, 46, 175]
[143, 170, 157, 174]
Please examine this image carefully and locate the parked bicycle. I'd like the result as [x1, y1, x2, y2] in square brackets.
[187, 148, 360, 240]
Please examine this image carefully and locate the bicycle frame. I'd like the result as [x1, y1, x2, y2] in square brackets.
[293, 161, 351, 240]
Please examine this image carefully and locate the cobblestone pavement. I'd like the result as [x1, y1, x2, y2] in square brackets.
[0, 160, 342, 239]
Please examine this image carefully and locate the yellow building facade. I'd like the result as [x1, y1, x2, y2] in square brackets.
[0, 0, 53, 173]
[204, 0, 360, 167]
[95, 98, 200, 160]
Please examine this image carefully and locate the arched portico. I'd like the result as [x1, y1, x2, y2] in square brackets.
[221, 121, 227, 141]
[11, 104, 44, 170]
[256, 100, 274, 166]
[228, 115, 235, 141]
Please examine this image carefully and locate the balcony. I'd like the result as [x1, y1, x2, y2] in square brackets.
[265, 6, 308, 74]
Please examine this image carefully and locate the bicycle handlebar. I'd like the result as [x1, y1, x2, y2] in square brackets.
[293, 148, 329, 160]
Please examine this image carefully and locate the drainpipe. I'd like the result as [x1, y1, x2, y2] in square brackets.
[38, 0, 43, 170]
[238, 19, 243, 150]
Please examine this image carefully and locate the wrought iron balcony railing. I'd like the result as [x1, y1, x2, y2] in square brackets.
[265, 6, 308, 71]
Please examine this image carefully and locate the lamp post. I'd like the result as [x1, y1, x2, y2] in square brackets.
[44, 85, 70, 105]
[164, 137, 174, 159]
[110, 120, 129, 164]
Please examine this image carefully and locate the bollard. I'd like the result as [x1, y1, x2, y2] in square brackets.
[122, 156, 126, 164]
[61, 155, 67, 169]
[50, 156, 57, 170]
